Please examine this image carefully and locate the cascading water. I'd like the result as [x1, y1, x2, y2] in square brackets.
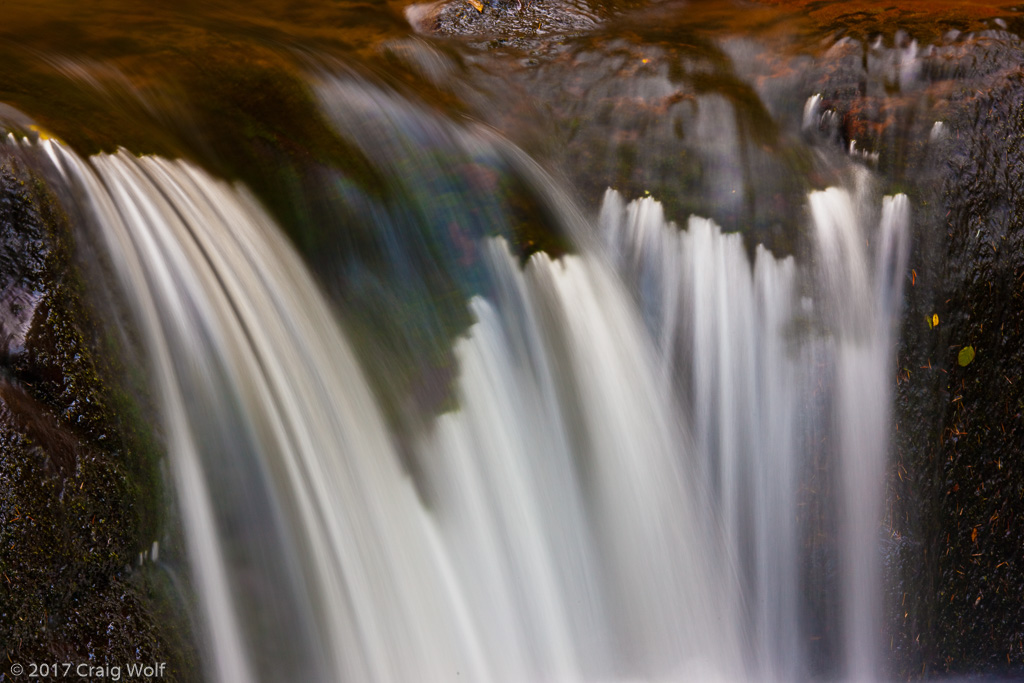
[39, 141, 498, 683]
[809, 184, 911, 682]
[417, 239, 741, 682]
[10, 68, 909, 682]
[599, 181, 909, 681]
[600, 192, 806, 681]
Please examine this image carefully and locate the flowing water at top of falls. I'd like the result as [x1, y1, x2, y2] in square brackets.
[17, 95, 910, 683]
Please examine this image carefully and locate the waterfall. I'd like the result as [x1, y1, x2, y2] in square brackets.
[22, 130, 908, 682]
[417, 239, 741, 681]
[41, 142, 490, 683]
[599, 182, 909, 681]
[809, 185, 910, 682]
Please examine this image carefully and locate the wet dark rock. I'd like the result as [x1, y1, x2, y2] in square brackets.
[399, 9, 825, 253]
[526, 32, 810, 252]
[924, 66, 1024, 678]
[0, 165, 47, 362]
[888, 37, 1024, 679]
[754, 0, 1023, 44]
[414, 0, 604, 49]
[803, 30, 1024, 183]
[0, 160, 195, 679]
[0, 386, 160, 667]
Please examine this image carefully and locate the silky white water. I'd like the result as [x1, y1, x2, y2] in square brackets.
[810, 184, 910, 682]
[600, 179, 909, 681]
[24, 132, 908, 682]
[600, 192, 806, 681]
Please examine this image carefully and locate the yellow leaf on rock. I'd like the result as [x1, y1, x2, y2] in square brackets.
[958, 345, 976, 367]
[468, 0, 484, 11]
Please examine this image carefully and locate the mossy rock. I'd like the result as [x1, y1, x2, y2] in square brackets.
[0, 159, 197, 679]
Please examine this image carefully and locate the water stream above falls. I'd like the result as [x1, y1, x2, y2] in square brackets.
[1, 1, 1022, 682]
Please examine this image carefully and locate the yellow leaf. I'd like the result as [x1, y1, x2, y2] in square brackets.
[931, 313, 939, 328]
[468, 0, 484, 11]
[958, 345, 976, 367]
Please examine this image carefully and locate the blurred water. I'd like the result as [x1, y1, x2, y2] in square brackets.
[809, 186, 911, 682]
[0, 1, 965, 678]
[600, 181, 909, 681]
[15, 104, 910, 682]
[601, 191, 805, 681]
